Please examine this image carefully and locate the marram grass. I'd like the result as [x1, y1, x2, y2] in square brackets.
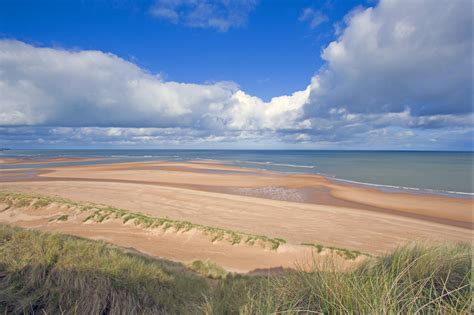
[301, 242, 370, 260]
[0, 191, 286, 250]
[187, 260, 229, 279]
[206, 242, 472, 314]
[0, 224, 471, 314]
[0, 224, 208, 314]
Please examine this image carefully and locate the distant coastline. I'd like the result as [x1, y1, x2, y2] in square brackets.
[1, 149, 473, 198]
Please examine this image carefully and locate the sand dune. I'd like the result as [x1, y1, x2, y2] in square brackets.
[0, 160, 471, 271]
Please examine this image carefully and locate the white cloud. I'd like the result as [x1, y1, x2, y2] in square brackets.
[307, 0, 472, 117]
[0, 40, 309, 133]
[225, 86, 311, 130]
[150, 0, 257, 32]
[299, 8, 328, 29]
[0, 40, 237, 128]
[0, 0, 472, 149]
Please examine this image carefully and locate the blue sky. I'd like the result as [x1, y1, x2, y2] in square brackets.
[0, 0, 364, 100]
[0, 0, 472, 150]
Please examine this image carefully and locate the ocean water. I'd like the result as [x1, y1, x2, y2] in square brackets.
[1, 150, 473, 197]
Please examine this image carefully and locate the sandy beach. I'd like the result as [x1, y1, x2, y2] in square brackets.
[0, 157, 98, 165]
[1, 159, 472, 272]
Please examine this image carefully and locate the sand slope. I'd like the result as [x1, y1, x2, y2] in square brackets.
[0, 160, 472, 271]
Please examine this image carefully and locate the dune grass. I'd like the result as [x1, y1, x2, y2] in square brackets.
[0, 224, 471, 314]
[187, 260, 229, 279]
[0, 191, 286, 250]
[0, 224, 208, 314]
[207, 242, 472, 314]
[301, 242, 370, 260]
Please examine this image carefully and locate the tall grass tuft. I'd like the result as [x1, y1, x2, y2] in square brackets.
[0, 224, 209, 314]
[187, 260, 229, 279]
[0, 223, 470, 314]
[206, 242, 472, 314]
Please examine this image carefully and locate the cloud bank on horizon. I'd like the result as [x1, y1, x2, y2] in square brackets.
[0, 0, 472, 149]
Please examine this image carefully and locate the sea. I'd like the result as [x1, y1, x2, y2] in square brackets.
[1, 150, 473, 198]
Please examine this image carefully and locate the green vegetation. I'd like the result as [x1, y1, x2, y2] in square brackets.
[0, 224, 208, 314]
[0, 224, 471, 314]
[49, 214, 69, 222]
[206, 242, 472, 314]
[0, 191, 471, 313]
[0, 191, 286, 250]
[302, 242, 370, 260]
[187, 260, 228, 279]
[82, 207, 285, 250]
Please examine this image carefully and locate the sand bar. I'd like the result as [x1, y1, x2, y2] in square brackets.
[0, 160, 471, 271]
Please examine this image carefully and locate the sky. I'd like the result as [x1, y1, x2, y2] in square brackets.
[0, 0, 472, 150]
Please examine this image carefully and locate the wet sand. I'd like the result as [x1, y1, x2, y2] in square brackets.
[6, 160, 470, 225]
[0, 160, 472, 272]
[0, 157, 98, 165]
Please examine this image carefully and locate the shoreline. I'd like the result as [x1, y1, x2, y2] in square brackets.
[1, 159, 471, 228]
[0, 158, 473, 225]
[1, 156, 472, 199]
[0, 159, 471, 271]
[327, 176, 473, 199]
[0, 156, 100, 165]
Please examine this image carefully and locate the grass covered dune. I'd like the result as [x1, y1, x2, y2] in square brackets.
[0, 225, 471, 314]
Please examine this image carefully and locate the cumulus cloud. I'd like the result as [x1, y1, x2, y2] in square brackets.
[149, 0, 257, 32]
[0, 40, 236, 128]
[307, 0, 472, 117]
[0, 0, 472, 149]
[0, 39, 308, 132]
